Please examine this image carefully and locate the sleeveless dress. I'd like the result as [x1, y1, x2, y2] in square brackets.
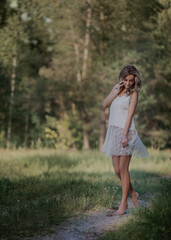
[102, 93, 149, 158]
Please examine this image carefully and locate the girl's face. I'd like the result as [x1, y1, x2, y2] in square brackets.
[122, 74, 135, 89]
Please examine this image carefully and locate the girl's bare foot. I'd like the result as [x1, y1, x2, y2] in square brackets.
[132, 191, 139, 208]
[114, 202, 128, 215]
[106, 203, 128, 216]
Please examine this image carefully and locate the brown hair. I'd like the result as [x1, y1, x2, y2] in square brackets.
[119, 65, 141, 96]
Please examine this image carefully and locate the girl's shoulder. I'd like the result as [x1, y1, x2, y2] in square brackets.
[129, 90, 138, 102]
[131, 90, 138, 97]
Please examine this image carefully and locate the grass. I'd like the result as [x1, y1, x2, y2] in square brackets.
[99, 178, 171, 240]
[0, 148, 170, 239]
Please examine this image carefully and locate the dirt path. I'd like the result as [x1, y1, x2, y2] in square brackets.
[30, 197, 151, 240]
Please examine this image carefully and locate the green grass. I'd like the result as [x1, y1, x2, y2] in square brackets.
[0, 148, 170, 239]
[99, 178, 171, 240]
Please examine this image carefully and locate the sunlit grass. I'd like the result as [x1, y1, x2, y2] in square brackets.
[0, 148, 170, 239]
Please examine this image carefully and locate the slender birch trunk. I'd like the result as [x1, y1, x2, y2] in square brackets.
[82, 112, 89, 150]
[59, 92, 66, 119]
[99, 6, 106, 151]
[68, 11, 81, 116]
[68, 11, 82, 83]
[24, 113, 29, 148]
[7, 55, 16, 148]
[82, 0, 91, 80]
[81, 0, 91, 150]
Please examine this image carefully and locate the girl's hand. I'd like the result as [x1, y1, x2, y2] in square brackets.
[118, 80, 124, 92]
[114, 81, 124, 95]
[122, 135, 128, 148]
[113, 81, 124, 96]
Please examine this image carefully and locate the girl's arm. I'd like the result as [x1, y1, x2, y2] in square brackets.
[103, 83, 122, 108]
[122, 91, 138, 147]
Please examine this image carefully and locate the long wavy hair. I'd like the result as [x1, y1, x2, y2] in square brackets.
[119, 65, 141, 96]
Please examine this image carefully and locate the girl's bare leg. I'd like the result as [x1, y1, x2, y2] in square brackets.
[112, 156, 138, 208]
[112, 156, 133, 193]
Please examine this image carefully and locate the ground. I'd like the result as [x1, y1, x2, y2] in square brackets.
[27, 195, 151, 240]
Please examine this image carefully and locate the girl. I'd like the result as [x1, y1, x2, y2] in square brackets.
[102, 65, 149, 215]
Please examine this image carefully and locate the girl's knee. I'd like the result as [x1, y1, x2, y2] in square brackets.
[120, 167, 129, 176]
[114, 168, 120, 176]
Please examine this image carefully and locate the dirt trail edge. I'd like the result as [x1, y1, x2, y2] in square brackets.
[27, 196, 151, 240]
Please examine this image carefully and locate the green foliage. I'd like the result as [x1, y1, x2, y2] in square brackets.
[0, 0, 170, 149]
[44, 113, 83, 149]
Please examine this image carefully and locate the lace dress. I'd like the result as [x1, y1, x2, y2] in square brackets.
[102, 93, 149, 158]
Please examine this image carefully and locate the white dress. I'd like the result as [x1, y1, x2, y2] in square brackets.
[102, 93, 150, 158]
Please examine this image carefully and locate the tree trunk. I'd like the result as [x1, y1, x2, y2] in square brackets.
[74, 43, 81, 82]
[24, 113, 29, 148]
[99, 6, 106, 151]
[81, 0, 91, 150]
[59, 92, 66, 120]
[68, 11, 82, 83]
[7, 56, 16, 148]
[82, 0, 91, 80]
[68, 11, 80, 117]
[83, 119, 89, 150]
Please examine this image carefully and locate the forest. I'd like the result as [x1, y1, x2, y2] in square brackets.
[0, 0, 170, 150]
